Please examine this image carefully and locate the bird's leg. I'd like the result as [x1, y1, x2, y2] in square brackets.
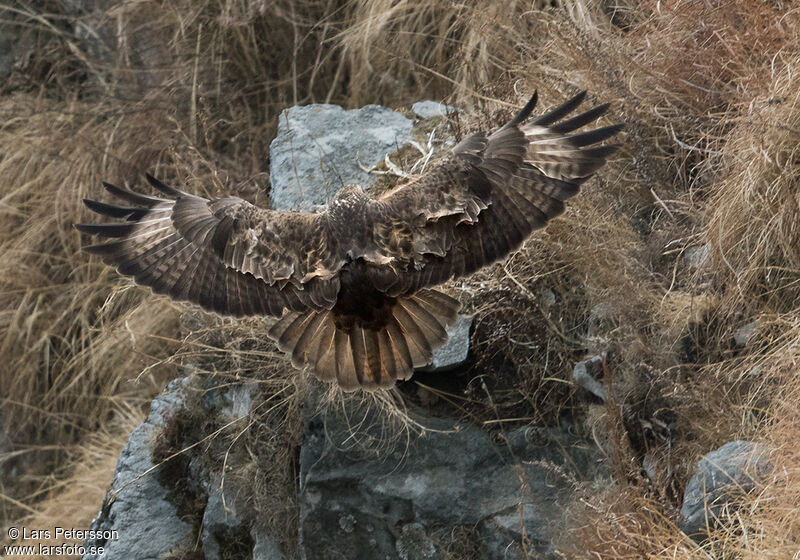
[409, 129, 436, 174]
[356, 128, 437, 179]
[356, 150, 408, 178]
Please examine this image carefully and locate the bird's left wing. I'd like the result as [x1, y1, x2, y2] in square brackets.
[76, 175, 343, 316]
[370, 91, 622, 296]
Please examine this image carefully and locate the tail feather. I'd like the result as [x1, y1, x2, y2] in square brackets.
[290, 312, 327, 367]
[377, 329, 397, 383]
[363, 328, 383, 386]
[311, 319, 337, 378]
[275, 312, 311, 350]
[267, 289, 460, 391]
[350, 325, 369, 388]
[413, 289, 459, 322]
[398, 297, 448, 343]
[316, 335, 338, 384]
[385, 317, 414, 373]
[393, 304, 434, 359]
[334, 328, 358, 389]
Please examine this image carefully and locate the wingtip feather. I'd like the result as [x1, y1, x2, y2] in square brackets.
[531, 90, 587, 126]
[82, 198, 144, 219]
[509, 91, 539, 126]
[103, 181, 166, 205]
[145, 173, 185, 198]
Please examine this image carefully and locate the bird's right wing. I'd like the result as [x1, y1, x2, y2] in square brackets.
[76, 175, 342, 317]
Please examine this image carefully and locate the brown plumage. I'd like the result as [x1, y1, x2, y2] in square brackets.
[76, 91, 622, 391]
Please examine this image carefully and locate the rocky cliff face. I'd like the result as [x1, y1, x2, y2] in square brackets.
[297, 398, 607, 559]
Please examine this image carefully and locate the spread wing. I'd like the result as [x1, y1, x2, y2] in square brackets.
[75, 175, 342, 317]
[370, 90, 622, 296]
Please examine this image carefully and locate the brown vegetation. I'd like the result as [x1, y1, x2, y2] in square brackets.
[1, 0, 799, 557]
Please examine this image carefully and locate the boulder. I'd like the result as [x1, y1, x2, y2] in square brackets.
[298, 402, 608, 559]
[425, 314, 473, 370]
[572, 353, 608, 402]
[411, 101, 455, 119]
[679, 440, 769, 539]
[683, 243, 712, 270]
[734, 322, 757, 347]
[269, 104, 414, 212]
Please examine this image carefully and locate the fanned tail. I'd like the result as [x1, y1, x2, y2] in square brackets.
[267, 289, 459, 391]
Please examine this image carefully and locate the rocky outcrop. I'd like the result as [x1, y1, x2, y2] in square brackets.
[83, 379, 196, 560]
[298, 400, 608, 559]
[84, 369, 610, 560]
[83, 377, 286, 560]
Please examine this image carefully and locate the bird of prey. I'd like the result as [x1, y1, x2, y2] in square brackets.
[77, 91, 621, 391]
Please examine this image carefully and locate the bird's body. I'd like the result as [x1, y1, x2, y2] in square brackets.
[77, 91, 622, 390]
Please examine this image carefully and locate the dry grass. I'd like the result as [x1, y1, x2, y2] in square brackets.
[4, 412, 144, 559]
[1, 0, 800, 558]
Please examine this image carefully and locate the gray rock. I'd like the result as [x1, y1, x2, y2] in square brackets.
[426, 314, 473, 370]
[201, 475, 245, 560]
[269, 104, 413, 212]
[539, 287, 556, 308]
[679, 440, 769, 539]
[684, 243, 712, 270]
[85, 376, 286, 560]
[734, 322, 757, 347]
[252, 525, 285, 560]
[83, 378, 194, 560]
[396, 523, 439, 560]
[572, 353, 607, 401]
[298, 402, 607, 559]
[478, 503, 551, 559]
[219, 382, 256, 421]
[642, 454, 657, 481]
[411, 101, 455, 119]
